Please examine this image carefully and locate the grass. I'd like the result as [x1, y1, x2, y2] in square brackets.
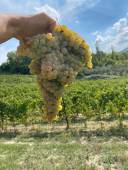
[0, 121, 128, 170]
[1, 75, 128, 169]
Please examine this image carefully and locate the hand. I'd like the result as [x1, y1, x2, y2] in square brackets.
[0, 13, 56, 44]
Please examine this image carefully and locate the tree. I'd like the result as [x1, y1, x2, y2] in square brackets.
[0, 51, 31, 74]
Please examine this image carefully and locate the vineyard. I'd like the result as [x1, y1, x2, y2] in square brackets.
[0, 75, 128, 130]
[0, 75, 128, 170]
[1, 0, 128, 169]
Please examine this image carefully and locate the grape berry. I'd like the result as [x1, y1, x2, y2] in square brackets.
[17, 25, 92, 121]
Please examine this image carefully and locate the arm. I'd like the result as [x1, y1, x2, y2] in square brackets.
[0, 13, 56, 44]
[0, 14, 21, 44]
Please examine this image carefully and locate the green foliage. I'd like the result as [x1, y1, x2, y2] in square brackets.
[77, 49, 128, 79]
[1, 47, 128, 77]
[0, 52, 31, 74]
[93, 48, 128, 68]
[0, 75, 43, 129]
[59, 77, 128, 128]
[0, 75, 128, 129]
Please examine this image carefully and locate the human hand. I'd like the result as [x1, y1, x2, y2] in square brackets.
[15, 13, 56, 42]
[0, 13, 56, 44]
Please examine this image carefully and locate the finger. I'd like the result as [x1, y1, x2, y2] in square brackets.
[47, 20, 56, 33]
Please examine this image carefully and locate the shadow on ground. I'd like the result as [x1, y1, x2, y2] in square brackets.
[0, 125, 128, 141]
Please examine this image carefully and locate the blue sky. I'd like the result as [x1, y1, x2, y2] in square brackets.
[0, 0, 128, 64]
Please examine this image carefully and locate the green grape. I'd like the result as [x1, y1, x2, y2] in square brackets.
[16, 25, 92, 121]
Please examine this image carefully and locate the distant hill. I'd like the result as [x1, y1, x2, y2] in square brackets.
[120, 48, 128, 53]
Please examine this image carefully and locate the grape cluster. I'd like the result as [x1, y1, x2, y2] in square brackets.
[17, 25, 92, 121]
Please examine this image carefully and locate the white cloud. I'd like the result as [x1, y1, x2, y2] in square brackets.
[0, 47, 8, 64]
[34, 0, 101, 23]
[62, 0, 100, 13]
[0, 0, 100, 64]
[0, 0, 40, 14]
[0, 46, 13, 64]
[59, 0, 100, 22]
[93, 13, 128, 52]
[0, 39, 18, 65]
[0, 0, 100, 17]
[34, 4, 60, 23]
[75, 20, 80, 24]
[0, 0, 100, 23]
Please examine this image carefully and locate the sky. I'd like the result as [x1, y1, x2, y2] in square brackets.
[0, 0, 128, 64]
